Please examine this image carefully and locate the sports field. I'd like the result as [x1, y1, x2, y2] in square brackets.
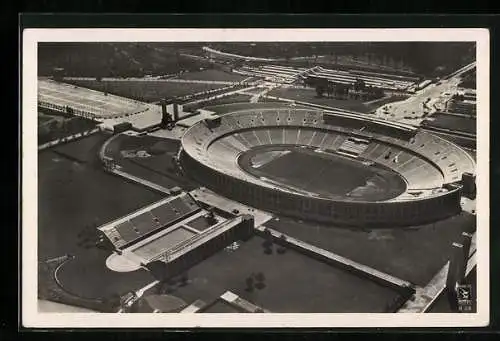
[239, 147, 406, 201]
[167, 236, 402, 313]
[39, 80, 148, 117]
[422, 128, 476, 151]
[65, 79, 229, 103]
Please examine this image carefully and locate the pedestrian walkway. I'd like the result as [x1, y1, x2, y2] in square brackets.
[220, 291, 271, 313]
[180, 299, 207, 313]
[112, 169, 171, 194]
[189, 187, 273, 227]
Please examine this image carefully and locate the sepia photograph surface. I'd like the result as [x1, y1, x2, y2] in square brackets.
[22, 28, 489, 328]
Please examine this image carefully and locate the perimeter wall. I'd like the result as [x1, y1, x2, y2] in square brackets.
[181, 150, 462, 227]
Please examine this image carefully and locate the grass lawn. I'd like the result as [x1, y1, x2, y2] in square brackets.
[38, 115, 54, 125]
[268, 87, 371, 113]
[186, 94, 252, 111]
[168, 235, 401, 313]
[175, 69, 247, 82]
[38, 136, 165, 259]
[38, 135, 163, 301]
[55, 247, 155, 300]
[266, 212, 476, 287]
[65, 79, 228, 103]
[423, 113, 476, 135]
[105, 134, 197, 190]
[38, 115, 98, 145]
[241, 147, 405, 201]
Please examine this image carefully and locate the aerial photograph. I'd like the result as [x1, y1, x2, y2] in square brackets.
[36, 41, 477, 314]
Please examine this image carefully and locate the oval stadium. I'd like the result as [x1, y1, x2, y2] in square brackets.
[180, 108, 475, 227]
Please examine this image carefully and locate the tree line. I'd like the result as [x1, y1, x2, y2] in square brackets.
[304, 76, 385, 101]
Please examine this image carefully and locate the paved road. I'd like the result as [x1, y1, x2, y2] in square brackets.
[249, 84, 281, 103]
[374, 62, 476, 125]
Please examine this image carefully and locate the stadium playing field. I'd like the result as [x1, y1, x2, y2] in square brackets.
[239, 147, 407, 201]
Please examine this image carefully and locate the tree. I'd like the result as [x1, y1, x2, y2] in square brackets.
[163, 283, 174, 294]
[263, 242, 273, 255]
[354, 78, 366, 92]
[277, 235, 287, 254]
[254, 272, 266, 290]
[262, 229, 273, 253]
[254, 272, 265, 283]
[102, 293, 122, 312]
[373, 87, 384, 99]
[245, 276, 254, 292]
[315, 84, 325, 98]
[262, 229, 273, 255]
[334, 83, 349, 99]
[263, 228, 273, 240]
[262, 239, 272, 249]
[205, 209, 217, 225]
[326, 82, 334, 97]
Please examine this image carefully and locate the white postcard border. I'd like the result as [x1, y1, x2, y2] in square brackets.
[22, 28, 490, 328]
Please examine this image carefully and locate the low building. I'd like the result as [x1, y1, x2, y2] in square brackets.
[112, 122, 133, 134]
[447, 99, 476, 116]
